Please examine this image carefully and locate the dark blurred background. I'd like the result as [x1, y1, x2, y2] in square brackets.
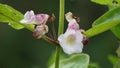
[0, 0, 119, 68]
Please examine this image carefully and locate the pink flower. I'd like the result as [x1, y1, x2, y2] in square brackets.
[20, 10, 49, 38]
[20, 10, 49, 25]
[58, 12, 84, 55]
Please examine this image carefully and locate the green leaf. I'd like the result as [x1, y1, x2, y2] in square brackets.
[116, 45, 120, 58]
[91, 0, 113, 5]
[91, 0, 120, 9]
[88, 63, 100, 68]
[111, 24, 120, 39]
[0, 4, 23, 22]
[0, 14, 11, 23]
[108, 54, 119, 65]
[49, 54, 89, 68]
[8, 21, 25, 29]
[91, 0, 120, 6]
[0, 14, 24, 29]
[0, 4, 34, 31]
[85, 6, 120, 38]
[114, 60, 120, 68]
[114, 44, 120, 68]
[91, 0, 120, 39]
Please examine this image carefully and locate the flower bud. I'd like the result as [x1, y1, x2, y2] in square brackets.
[35, 14, 49, 25]
[47, 13, 56, 22]
[33, 25, 48, 39]
[82, 36, 88, 45]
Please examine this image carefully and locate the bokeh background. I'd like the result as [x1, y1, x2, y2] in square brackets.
[0, 0, 119, 68]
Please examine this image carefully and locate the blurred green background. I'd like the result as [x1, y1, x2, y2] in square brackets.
[0, 0, 119, 68]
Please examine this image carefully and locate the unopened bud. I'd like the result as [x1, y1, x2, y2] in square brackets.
[82, 36, 88, 45]
[33, 25, 48, 39]
[47, 13, 56, 22]
[35, 14, 49, 25]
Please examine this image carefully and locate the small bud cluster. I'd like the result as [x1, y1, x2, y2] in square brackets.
[20, 10, 49, 38]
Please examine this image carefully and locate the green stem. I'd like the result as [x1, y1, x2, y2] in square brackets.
[55, 46, 61, 68]
[55, 0, 65, 68]
[58, 0, 65, 35]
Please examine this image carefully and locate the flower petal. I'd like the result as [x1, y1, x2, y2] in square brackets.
[58, 29, 83, 55]
[65, 12, 73, 22]
[20, 10, 35, 24]
[35, 14, 49, 25]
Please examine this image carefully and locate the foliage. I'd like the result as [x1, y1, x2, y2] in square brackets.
[49, 54, 89, 68]
[91, 0, 120, 67]
[85, 6, 120, 38]
[88, 63, 100, 68]
[91, 0, 120, 39]
[0, 4, 34, 31]
[108, 55, 119, 65]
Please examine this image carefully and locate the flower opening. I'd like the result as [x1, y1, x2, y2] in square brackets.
[58, 12, 84, 55]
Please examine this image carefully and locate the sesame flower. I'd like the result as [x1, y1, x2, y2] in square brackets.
[58, 12, 84, 55]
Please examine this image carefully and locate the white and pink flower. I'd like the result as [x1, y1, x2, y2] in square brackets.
[20, 10, 49, 38]
[58, 12, 84, 55]
[20, 10, 49, 25]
